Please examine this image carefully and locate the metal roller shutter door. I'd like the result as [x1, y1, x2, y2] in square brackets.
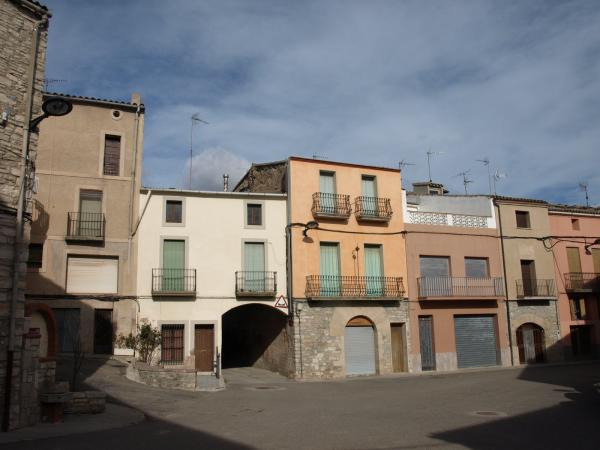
[454, 316, 499, 368]
[67, 256, 118, 294]
[344, 326, 376, 376]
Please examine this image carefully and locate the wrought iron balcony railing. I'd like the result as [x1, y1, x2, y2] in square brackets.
[305, 275, 405, 300]
[516, 279, 556, 298]
[66, 212, 105, 240]
[235, 271, 277, 297]
[564, 273, 600, 292]
[354, 196, 393, 222]
[417, 276, 504, 298]
[152, 268, 196, 295]
[311, 192, 351, 219]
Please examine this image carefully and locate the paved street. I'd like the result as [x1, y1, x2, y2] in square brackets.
[4, 360, 600, 450]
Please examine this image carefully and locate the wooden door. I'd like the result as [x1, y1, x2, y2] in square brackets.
[520, 260, 536, 296]
[194, 324, 214, 372]
[391, 323, 406, 372]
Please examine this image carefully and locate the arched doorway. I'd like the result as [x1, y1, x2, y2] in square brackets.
[221, 304, 289, 375]
[516, 323, 545, 364]
[344, 316, 377, 376]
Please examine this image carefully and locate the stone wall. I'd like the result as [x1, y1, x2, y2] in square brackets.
[64, 391, 106, 415]
[126, 362, 224, 391]
[0, 0, 49, 430]
[508, 300, 562, 363]
[293, 300, 411, 379]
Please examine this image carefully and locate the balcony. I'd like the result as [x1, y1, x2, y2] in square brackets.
[305, 275, 405, 300]
[66, 212, 105, 241]
[152, 268, 196, 296]
[311, 193, 351, 219]
[564, 273, 600, 293]
[354, 196, 393, 222]
[516, 279, 556, 298]
[417, 277, 504, 299]
[235, 271, 277, 297]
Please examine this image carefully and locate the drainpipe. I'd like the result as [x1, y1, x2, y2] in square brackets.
[3, 14, 48, 432]
[494, 200, 515, 366]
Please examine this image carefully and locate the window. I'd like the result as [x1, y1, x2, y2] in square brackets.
[161, 324, 184, 364]
[247, 203, 262, 226]
[566, 247, 582, 273]
[78, 190, 103, 237]
[243, 241, 266, 291]
[515, 210, 530, 228]
[570, 298, 588, 320]
[520, 260, 537, 296]
[419, 256, 450, 277]
[27, 243, 43, 269]
[571, 218, 580, 231]
[103, 135, 121, 176]
[465, 258, 488, 278]
[165, 200, 183, 224]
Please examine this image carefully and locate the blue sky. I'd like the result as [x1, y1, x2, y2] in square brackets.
[43, 0, 600, 205]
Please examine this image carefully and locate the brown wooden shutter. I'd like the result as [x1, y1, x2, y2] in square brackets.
[103, 135, 121, 176]
[165, 200, 182, 223]
[592, 249, 600, 274]
[566, 247, 582, 273]
[515, 211, 530, 228]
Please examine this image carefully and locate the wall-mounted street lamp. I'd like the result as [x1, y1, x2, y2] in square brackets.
[29, 96, 73, 131]
[584, 238, 600, 255]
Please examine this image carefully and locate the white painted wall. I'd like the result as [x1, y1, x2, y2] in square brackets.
[135, 189, 288, 366]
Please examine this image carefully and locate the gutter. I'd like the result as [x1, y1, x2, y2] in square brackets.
[3, 13, 48, 432]
[494, 199, 515, 367]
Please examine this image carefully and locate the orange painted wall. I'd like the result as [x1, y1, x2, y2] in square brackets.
[288, 158, 406, 299]
[549, 212, 600, 344]
[405, 222, 509, 358]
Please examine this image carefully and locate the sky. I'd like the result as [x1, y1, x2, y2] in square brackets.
[42, 0, 600, 205]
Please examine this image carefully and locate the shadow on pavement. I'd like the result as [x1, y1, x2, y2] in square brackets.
[432, 361, 600, 449]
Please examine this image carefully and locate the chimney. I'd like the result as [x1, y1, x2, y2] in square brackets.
[223, 174, 229, 192]
[131, 92, 141, 105]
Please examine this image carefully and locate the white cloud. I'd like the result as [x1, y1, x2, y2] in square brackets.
[183, 148, 250, 191]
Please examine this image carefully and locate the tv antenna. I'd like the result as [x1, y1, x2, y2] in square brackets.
[493, 170, 507, 195]
[399, 160, 415, 171]
[579, 182, 590, 207]
[189, 113, 209, 189]
[454, 170, 473, 195]
[476, 157, 492, 195]
[43, 78, 67, 91]
[426, 149, 445, 182]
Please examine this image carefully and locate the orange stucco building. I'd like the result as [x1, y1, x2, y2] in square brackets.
[548, 204, 600, 359]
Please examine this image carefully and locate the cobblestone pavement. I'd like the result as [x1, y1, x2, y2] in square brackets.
[3, 359, 600, 449]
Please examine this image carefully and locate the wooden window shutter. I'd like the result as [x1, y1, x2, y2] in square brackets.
[515, 211, 530, 228]
[569, 299, 577, 320]
[592, 249, 600, 274]
[566, 247, 582, 273]
[103, 135, 121, 176]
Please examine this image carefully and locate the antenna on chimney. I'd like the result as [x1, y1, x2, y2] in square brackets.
[223, 174, 230, 192]
[579, 182, 590, 207]
[189, 113, 209, 189]
[454, 170, 473, 195]
[476, 157, 492, 195]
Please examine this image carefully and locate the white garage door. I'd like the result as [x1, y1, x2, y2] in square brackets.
[344, 326, 376, 376]
[67, 256, 118, 294]
[454, 315, 499, 369]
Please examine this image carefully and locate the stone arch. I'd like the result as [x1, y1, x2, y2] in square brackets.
[25, 302, 58, 360]
[516, 322, 546, 364]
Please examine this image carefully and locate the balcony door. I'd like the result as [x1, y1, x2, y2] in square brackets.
[364, 245, 383, 296]
[319, 172, 336, 213]
[244, 242, 265, 292]
[79, 190, 102, 237]
[320, 243, 341, 296]
[420, 256, 451, 296]
[163, 239, 185, 291]
[361, 176, 377, 215]
[520, 260, 537, 296]
[567, 247, 583, 289]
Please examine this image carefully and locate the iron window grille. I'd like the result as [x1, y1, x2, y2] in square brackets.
[67, 212, 105, 240]
[161, 324, 184, 365]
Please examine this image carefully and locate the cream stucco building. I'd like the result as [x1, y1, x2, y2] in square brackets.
[135, 188, 290, 375]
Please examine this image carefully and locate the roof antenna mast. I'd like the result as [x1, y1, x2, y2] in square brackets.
[476, 157, 492, 195]
[454, 170, 473, 195]
[189, 113, 209, 189]
[426, 149, 445, 182]
[579, 182, 590, 207]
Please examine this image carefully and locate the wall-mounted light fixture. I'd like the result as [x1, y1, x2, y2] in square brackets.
[29, 96, 73, 132]
[584, 238, 600, 255]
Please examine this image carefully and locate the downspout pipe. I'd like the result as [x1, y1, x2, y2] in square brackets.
[494, 199, 515, 366]
[3, 14, 48, 432]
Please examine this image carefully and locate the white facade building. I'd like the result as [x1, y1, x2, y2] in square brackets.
[135, 188, 289, 375]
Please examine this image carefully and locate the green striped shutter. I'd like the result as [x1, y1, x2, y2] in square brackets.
[320, 172, 336, 213]
[163, 240, 185, 291]
[364, 245, 383, 296]
[79, 190, 103, 237]
[244, 242, 265, 291]
[320, 243, 341, 296]
[361, 177, 377, 215]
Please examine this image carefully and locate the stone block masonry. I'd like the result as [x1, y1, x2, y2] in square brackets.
[0, 0, 49, 430]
